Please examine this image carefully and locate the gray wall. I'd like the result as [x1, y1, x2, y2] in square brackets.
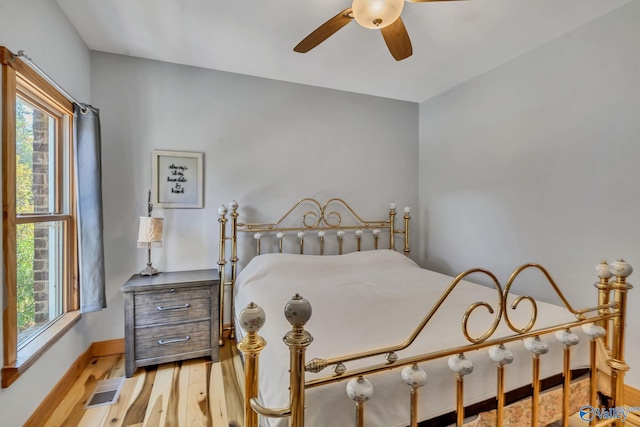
[0, 0, 91, 425]
[419, 1, 640, 387]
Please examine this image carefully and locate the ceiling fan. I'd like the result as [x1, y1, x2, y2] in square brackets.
[294, 0, 466, 61]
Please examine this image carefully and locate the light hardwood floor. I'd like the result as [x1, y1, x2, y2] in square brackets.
[41, 343, 245, 427]
[36, 341, 640, 427]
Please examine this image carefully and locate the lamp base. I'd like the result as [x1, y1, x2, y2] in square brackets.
[140, 263, 159, 276]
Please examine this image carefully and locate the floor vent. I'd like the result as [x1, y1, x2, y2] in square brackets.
[84, 377, 125, 409]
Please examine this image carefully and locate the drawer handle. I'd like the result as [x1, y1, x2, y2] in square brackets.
[158, 336, 191, 345]
[156, 303, 191, 311]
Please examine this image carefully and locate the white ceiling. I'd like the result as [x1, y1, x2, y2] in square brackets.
[56, 0, 630, 103]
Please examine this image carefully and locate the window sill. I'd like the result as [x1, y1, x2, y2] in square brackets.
[2, 310, 81, 388]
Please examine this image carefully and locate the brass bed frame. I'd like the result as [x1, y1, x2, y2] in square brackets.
[217, 198, 633, 427]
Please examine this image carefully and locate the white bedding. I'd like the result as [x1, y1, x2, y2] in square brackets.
[234, 250, 589, 427]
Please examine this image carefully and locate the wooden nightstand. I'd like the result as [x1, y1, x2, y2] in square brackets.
[121, 269, 219, 377]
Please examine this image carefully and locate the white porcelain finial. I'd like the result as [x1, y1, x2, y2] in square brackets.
[346, 377, 374, 402]
[401, 364, 427, 388]
[488, 344, 514, 365]
[284, 293, 312, 326]
[355, 229, 363, 237]
[595, 260, 613, 280]
[276, 232, 285, 239]
[610, 259, 633, 278]
[389, 203, 396, 210]
[524, 336, 549, 355]
[217, 205, 228, 215]
[229, 200, 239, 210]
[555, 329, 580, 347]
[297, 231, 305, 239]
[337, 230, 345, 238]
[254, 232, 263, 240]
[404, 206, 411, 214]
[239, 302, 266, 333]
[582, 323, 606, 339]
[373, 229, 380, 236]
[448, 354, 473, 376]
[317, 230, 326, 238]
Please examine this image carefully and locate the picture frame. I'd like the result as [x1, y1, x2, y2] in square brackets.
[152, 150, 203, 208]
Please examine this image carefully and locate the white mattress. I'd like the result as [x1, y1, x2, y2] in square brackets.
[234, 250, 589, 427]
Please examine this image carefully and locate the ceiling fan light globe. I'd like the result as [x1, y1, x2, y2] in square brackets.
[352, 0, 404, 29]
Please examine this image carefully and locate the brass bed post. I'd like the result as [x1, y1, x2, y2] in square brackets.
[238, 295, 314, 427]
[595, 261, 612, 353]
[389, 203, 396, 250]
[284, 294, 314, 427]
[403, 207, 411, 256]
[237, 302, 267, 427]
[217, 205, 228, 346]
[607, 259, 633, 421]
[583, 323, 606, 427]
[229, 201, 239, 340]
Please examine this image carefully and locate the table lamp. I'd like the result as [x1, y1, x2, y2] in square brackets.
[137, 190, 163, 276]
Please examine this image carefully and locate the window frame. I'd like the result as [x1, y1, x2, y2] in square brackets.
[1, 46, 79, 388]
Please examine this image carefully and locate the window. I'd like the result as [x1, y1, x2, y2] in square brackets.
[1, 47, 79, 388]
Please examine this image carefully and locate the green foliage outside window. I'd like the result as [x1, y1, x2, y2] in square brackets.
[16, 101, 35, 333]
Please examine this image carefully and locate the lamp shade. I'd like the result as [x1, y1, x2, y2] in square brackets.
[137, 216, 163, 249]
[352, 0, 404, 29]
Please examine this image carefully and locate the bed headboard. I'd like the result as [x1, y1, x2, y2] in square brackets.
[216, 197, 411, 344]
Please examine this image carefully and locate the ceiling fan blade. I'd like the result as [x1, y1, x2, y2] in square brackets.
[380, 17, 413, 61]
[406, 0, 469, 3]
[294, 8, 354, 53]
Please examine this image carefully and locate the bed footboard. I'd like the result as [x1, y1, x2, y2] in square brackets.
[238, 259, 634, 427]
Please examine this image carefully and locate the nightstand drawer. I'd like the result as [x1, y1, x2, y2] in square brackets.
[134, 287, 211, 327]
[135, 320, 211, 360]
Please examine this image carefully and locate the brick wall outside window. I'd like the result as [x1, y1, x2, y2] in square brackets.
[32, 110, 49, 325]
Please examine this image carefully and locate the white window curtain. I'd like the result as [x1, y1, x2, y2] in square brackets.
[74, 104, 106, 313]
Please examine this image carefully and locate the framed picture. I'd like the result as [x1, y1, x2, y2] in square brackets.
[152, 150, 203, 208]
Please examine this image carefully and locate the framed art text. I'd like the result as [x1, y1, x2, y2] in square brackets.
[152, 150, 203, 208]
